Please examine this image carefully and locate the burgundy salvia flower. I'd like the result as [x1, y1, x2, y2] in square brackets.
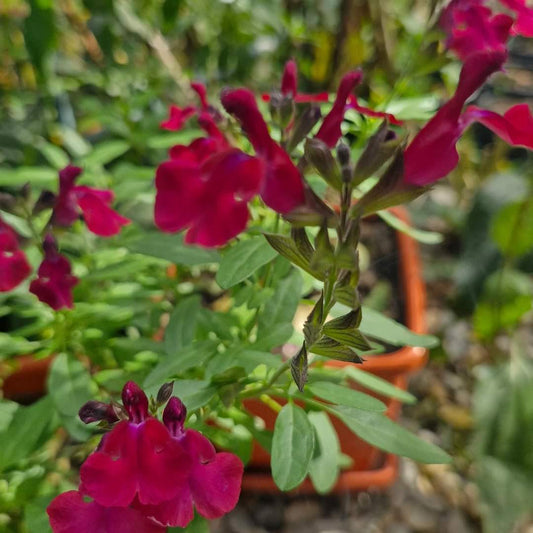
[462, 103, 533, 147]
[441, 1, 513, 63]
[0, 216, 31, 292]
[155, 146, 264, 247]
[281, 59, 298, 97]
[499, 0, 533, 37]
[47, 491, 165, 533]
[137, 397, 243, 528]
[53, 165, 130, 237]
[79, 382, 190, 507]
[161, 82, 217, 131]
[403, 47, 508, 186]
[315, 70, 363, 147]
[221, 88, 305, 213]
[29, 235, 78, 310]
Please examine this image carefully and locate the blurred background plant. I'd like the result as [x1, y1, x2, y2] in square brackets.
[1, 0, 533, 532]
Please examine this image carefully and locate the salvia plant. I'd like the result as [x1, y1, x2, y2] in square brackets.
[2, 0, 533, 530]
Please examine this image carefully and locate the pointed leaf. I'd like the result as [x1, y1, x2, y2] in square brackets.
[216, 236, 278, 289]
[290, 345, 308, 392]
[309, 336, 363, 362]
[308, 381, 386, 412]
[164, 295, 202, 355]
[271, 403, 315, 490]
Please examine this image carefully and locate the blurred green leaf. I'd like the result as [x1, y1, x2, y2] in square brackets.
[491, 198, 533, 258]
[81, 140, 130, 167]
[307, 381, 386, 412]
[164, 295, 202, 355]
[331, 406, 451, 463]
[216, 236, 277, 289]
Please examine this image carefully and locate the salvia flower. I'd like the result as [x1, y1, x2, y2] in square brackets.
[500, 0, 533, 37]
[47, 491, 165, 533]
[47, 381, 243, 532]
[79, 382, 190, 507]
[221, 88, 305, 213]
[161, 82, 220, 131]
[0, 215, 31, 292]
[53, 165, 130, 237]
[29, 234, 78, 310]
[137, 398, 244, 528]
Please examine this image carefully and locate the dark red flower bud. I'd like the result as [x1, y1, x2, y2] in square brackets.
[163, 397, 187, 438]
[79, 400, 120, 424]
[122, 381, 149, 424]
[156, 382, 174, 405]
[281, 59, 298, 97]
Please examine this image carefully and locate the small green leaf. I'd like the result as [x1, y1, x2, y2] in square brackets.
[309, 336, 363, 362]
[0, 401, 19, 432]
[378, 210, 443, 244]
[216, 236, 278, 289]
[308, 411, 340, 494]
[308, 381, 386, 412]
[359, 306, 439, 348]
[344, 366, 417, 403]
[290, 345, 308, 392]
[491, 199, 533, 257]
[331, 406, 451, 463]
[271, 403, 315, 491]
[128, 233, 220, 265]
[164, 295, 202, 355]
[144, 341, 218, 388]
[0, 396, 54, 472]
[36, 139, 69, 169]
[47, 354, 95, 417]
[81, 140, 130, 166]
[264, 233, 324, 280]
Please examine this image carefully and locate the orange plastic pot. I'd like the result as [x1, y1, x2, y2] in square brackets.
[1, 355, 54, 405]
[241, 206, 428, 493]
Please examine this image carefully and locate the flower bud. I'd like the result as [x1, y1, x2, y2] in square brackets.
[122, 381, 149, 424]
[79, 400, 119, 425]
[304, 138, 342, 190]
[156, 381, 174, 405]
[286, 105, 322, 153]
[163, 397, 188, 438]
[269, 91, 295, 129]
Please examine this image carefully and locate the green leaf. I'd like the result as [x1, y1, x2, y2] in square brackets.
[264, 233, 324, 280]
[491, 199, 533, 257]
[344, 366, 417, 403]
[144, 341, 218, 388]
[257, 269, 302, 334]
[36, 139, 69, 169]
[378, 209, 443, 244]
[308, 411, 340, 494]
[0, 396, 54, 472]
[23, 0, 56, 77]
[128, 232, 220, 265]
[331, 406, 451, 463]
[0, 401, 19, 432]
[309, 336, 363, 362]
[307, 381, 386, 412]
[216, 236, 278, 289]
[252, 323, 294, 351]
[24, 495, 54, 533]
[359, 306, 439, 348]
[169, 512, 209, 532]
[164, 295, 202, 355]
[322, 310, 371, 351]
[81, 140, 130, 166]
[271, 403, 315, 490]
[47, 354, 95, 417]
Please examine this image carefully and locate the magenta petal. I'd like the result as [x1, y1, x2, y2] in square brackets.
[154, 160, 205, 232]
[183, 431, 243, 519]
[281, 59, 298, 96]
[185, 195, 250, 248]
[29, 237, 78, 310]
[221, 88, 273, 155]
[403, 50, 507, 186]
[260, 145, 305, 213]
[499, 0, 533, 37]
[463, 103, 533, 148]
[73, 186, 130, 237]
[47, 491, 165, 533]
[80, 421, 139, 507]
[122, 381, 149, 423]
[161, 105, 197, 131]
[136, 485, 194, 528]
[137, 419, 191, 505]
[53, 166, 83, 227]
[347, 95, 403, 125]
[191, 82, 209, 109]
[315, 70, 363, 147]
[0, 250, 32, 292]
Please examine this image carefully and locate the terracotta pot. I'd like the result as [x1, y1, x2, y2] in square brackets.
[1, 355, 54, 405]
[241, 206, 428, 493]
